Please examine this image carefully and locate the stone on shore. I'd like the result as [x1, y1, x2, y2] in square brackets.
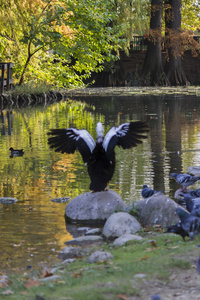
[113, 234, 143, 246]
[135, 193, 179, 227]
[65, 190, 127, 225]
[89, 251, 113, 263]
[187, 166, 200, 176]
[102, 212, 141, 240]
[64, 235, 103, 246]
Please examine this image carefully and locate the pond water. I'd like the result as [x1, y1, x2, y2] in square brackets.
[1, 93, 200, 272]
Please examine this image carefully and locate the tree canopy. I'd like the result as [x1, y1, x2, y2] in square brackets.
[0, 0, 199, 88]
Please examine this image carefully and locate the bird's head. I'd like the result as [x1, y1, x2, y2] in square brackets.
[142, 185, 148, 188]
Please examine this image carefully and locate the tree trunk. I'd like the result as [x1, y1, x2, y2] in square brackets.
[142, 0, 165, 85]
[164, 0, 189, 85]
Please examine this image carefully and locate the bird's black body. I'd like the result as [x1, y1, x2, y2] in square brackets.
[176, 207, 200, 240]
[87, 143, 115, 191]
[9, 147, 24, 158]
[48, 121, 148, 192]
[165, 221, 189, 241]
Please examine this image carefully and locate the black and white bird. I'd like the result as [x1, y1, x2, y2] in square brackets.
[176, 207, 200, 240]
[165, 220, 189, 241]
[141, 185, 163, 199]
[170, 173, 200, 191]
[48, 121, 148, 192]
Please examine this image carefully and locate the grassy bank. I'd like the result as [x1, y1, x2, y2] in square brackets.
[1, 230, 200, 300]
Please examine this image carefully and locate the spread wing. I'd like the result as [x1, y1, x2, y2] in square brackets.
[102, 121, 149, 161]
[48, 128, 96, 163]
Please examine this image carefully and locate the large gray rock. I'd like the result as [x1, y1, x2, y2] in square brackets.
[102, 212, 141, 239]
[136, 193, 179, 227]
[187, 166, 200, 176]
[65, 190, 127, 225]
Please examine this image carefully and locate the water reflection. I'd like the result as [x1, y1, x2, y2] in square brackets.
[0, 95, 200, 272]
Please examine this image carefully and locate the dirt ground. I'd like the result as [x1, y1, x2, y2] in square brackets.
[123, 247, 200, 300]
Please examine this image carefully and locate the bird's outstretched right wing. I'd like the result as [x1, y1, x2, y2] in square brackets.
[48, 128, 95, 163]
[103, 121, 149, 161]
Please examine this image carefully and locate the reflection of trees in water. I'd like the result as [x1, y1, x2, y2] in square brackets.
[0, 110, 13, 136]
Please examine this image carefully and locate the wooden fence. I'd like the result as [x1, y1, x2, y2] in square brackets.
[130, 35, 200, 51]
[0, 63, 14, 94]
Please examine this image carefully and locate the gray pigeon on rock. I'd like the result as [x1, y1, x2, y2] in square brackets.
[141, 185, 163, 199]
[170, 173, 200, 191]
[176, 207, 200, 240]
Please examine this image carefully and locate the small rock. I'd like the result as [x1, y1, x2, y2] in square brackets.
[85, 228, 102, 236]
[77, 227, 91, 234]
[39, 275, 61, 282]
[89, 251, 113, 263]
[51, 197, 70, 203]
[65, 235, 103, 246]
[0, 197, 18, 205]
[61, 258, 75, 264]
[102, 212, 141, 240]
[59, 246, 84, 260]
[113, 234, 143, 246]
[134, 273, 147, 279]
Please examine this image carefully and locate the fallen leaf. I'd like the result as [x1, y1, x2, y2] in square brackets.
[24, 279, 40, 289]
[40, 269, 53, 278]
[151, 240, 157, 247]
[72, 271, 82, 278]
[139, 256, 149, 261]
[118, 294, 130, 300]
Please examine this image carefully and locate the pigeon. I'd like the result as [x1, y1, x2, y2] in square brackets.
[180, 188, 200, 200]
[170, 173, 200, 191]
[48, 121, 148, 192]
[151, 294, 162, 300]
[176, 207, 200, 240]
[141, 185, 163, 199]
[196, 245, 200, 274]
[181, 196, 200, 218]
[151, 295, 162, 300]
[165, 220, 189, 241]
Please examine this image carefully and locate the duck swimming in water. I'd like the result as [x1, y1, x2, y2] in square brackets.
[48, 121, 148, 192]
[9, 147, 24, 158]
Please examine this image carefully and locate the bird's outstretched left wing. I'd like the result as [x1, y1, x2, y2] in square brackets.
[48, 128, 95, 163]
[103, 121, 148, 160]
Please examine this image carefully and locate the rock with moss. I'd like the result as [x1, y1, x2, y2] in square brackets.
[65, 190, 127, 225]
[135, 193, 179, 227]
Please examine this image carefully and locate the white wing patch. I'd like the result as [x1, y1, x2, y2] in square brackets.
[115, 123, 130, 137]
[103, 127, 116, 152]
[66, 128, 95, 152]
